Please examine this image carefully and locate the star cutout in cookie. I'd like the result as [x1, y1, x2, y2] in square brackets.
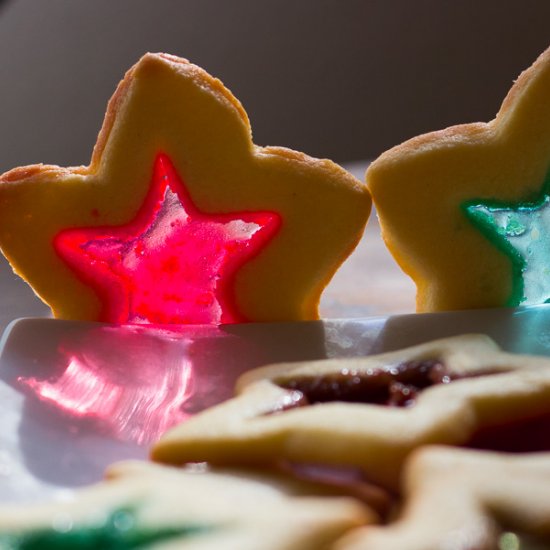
[367, 46, 550, 311]
[0, 53, 370, 323]
[465, 175, 550, 307]
[55, 153, 279, 324]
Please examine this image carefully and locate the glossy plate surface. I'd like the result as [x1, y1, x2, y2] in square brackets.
[2, 305, 550, 502]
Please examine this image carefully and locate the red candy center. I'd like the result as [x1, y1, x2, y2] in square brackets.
[55, 154, 280, 325]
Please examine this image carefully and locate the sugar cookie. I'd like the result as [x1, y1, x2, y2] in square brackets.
[0, 53, 370, 324]
[153, 334, 550, 491]
[367, 46, 550, 311]
[337, 446, 550, 550]
[0, 461, 372, 550]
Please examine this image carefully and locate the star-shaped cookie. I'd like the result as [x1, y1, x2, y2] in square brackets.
[152, 334, 550, 491]
[366, 46, 550, 311]
[0, 53, 370, 324]
[0, 460, 373, 550]
[337, 446, 550, 550]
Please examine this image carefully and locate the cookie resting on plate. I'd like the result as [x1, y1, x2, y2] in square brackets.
[0, 461, 373, 550]
[337, 446, 550, 550]
[367, 45, 550, 312]
[152, 334, 550, 491]
[0, 53, 370, 325]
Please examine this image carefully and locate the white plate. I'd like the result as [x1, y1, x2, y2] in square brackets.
[2, 306, 550, 502]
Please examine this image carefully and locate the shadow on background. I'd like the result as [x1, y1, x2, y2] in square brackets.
[0, 0, 549, 171]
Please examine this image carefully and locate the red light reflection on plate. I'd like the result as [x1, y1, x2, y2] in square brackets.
[17, 325, 198, 445]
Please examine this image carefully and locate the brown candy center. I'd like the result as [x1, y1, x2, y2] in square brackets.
[275, 358, 507, 410]
[275, 359, 550, 454]
[276, 358, 452, 408]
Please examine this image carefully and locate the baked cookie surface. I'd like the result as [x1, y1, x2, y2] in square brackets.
[367, 46, 550, 312]
[152, 334, 550, 490]
[0, 53, 370, 324]
[0, 460, 373, 550]
[336, 446, 550, 550]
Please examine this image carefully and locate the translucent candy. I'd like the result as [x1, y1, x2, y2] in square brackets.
[465, 195, 550, 306]
[54, 154, 280, 325]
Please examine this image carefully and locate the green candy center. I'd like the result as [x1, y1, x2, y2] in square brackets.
[0, 507, 211, 549]
[462, 172, 550, 306]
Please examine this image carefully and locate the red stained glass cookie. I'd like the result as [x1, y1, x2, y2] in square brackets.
[0, 53, 370, 324]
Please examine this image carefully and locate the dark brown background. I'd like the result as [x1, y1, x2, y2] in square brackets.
[0, 0, 549, 171]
